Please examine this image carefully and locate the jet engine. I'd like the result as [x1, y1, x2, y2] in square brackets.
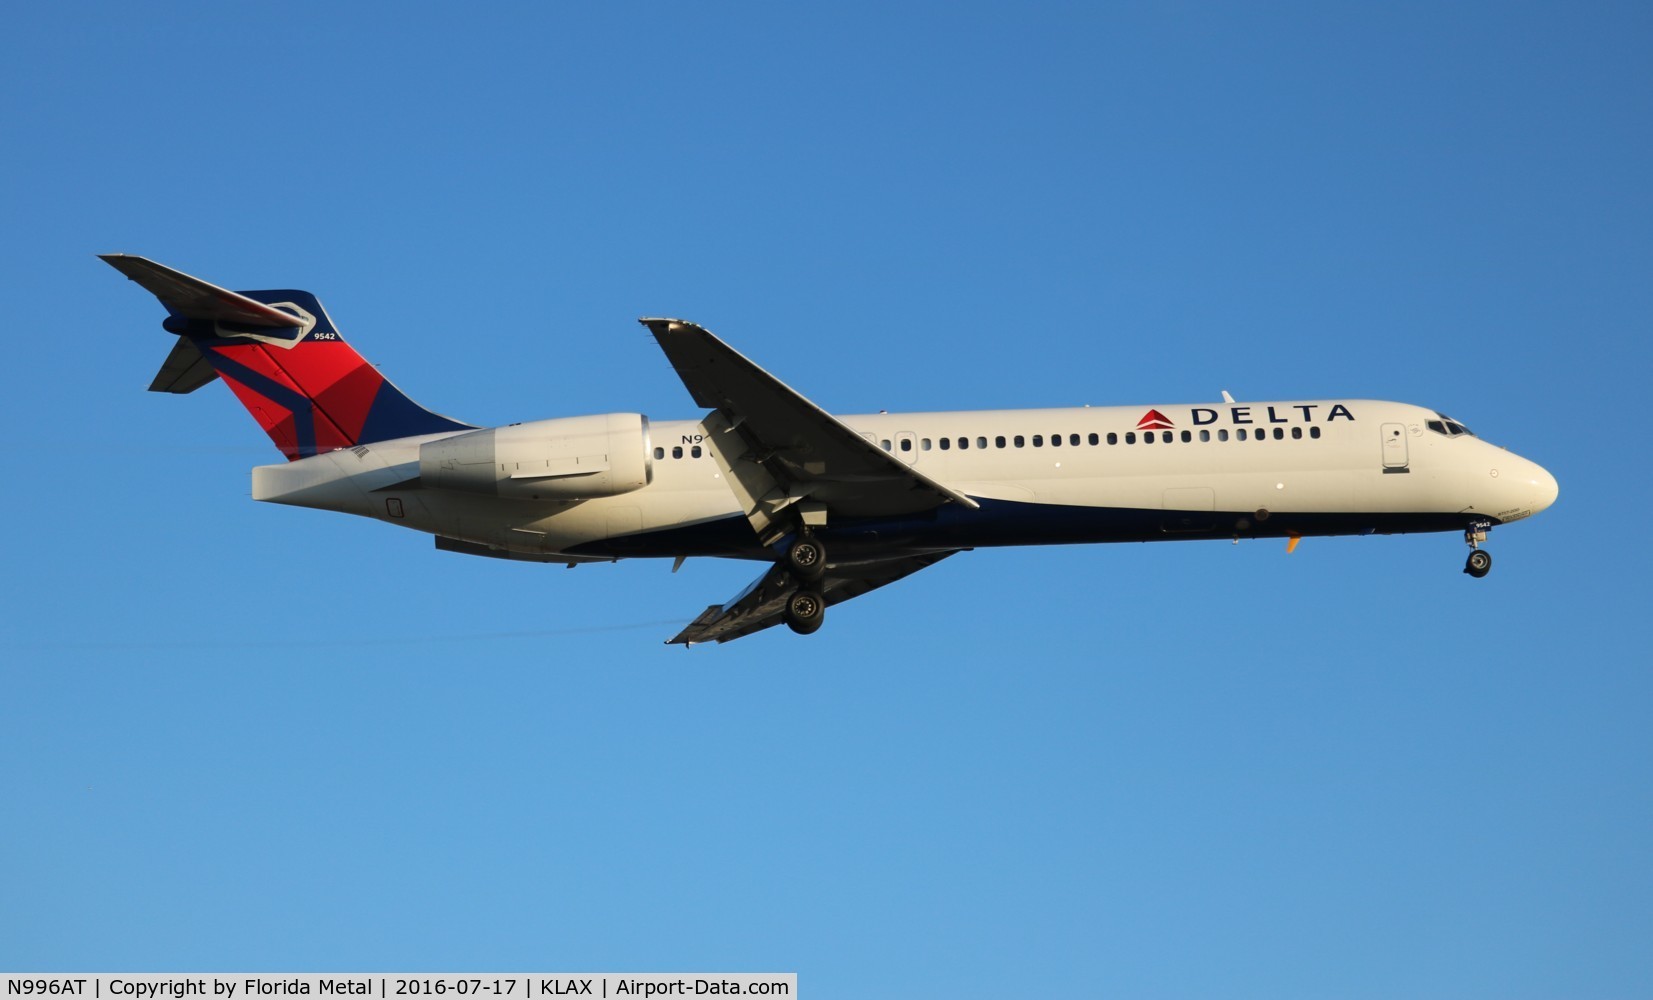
[419, 413, 653, 500]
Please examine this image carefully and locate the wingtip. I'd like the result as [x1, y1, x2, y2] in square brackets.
[99, 253, 145, 278]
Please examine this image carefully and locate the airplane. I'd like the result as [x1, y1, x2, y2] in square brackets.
[103, 254, 1559, 644]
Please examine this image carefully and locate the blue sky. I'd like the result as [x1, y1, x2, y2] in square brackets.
[2, 3, 1649, 996]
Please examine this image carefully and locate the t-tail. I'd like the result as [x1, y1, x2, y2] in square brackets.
[102, 255, 473, 460]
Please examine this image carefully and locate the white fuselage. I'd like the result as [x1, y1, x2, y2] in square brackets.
[252, 399, 1558, 563]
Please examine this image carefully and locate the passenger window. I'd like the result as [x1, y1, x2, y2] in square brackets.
[1107, 432, 1118, 445]
[977, 437, 988, 449]
[1088, 433, 1099, 445]
[1291, 426, 1303, 439]
[921, 438, 932, 451]
[1032, 435, 1044, 447]
[672, 446, 683, 458]
[939, 438, 950, 451]
[654, 446, 665, 459]
[881, 440, 892, 451]
[1310, 426, 1322, 439]
[1050, 434, 1061, 447]
[1125, 432, 1136, 444]
[1270, 427, 1281, 440]
[1236, 429, 1247, 441]
[1014, 435, 1025, 448]
[1181, 430, 1191, 443]
[958, 437, 969, 450]
[995, 436, 1006, 448]
[691, 445, 702, 457]
[1144, 431, 1155, 443]
[1199, 430, 1210, 442]
[1070, 434, 1081, 446]
[1218, 429, 1229, 442]
[900, 438, 912, 452]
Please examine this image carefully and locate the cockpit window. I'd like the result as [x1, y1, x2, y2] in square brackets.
[1428, 413, 1476, 438]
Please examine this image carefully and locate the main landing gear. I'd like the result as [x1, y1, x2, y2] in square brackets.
[784, 588, 825, 635]
[1463, 521, 1493, 579]
[786, 534, 826, 582]
[783, 531, 827, 635]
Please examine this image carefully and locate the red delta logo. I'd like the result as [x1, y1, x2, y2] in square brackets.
[1137, 409, 1175, 430]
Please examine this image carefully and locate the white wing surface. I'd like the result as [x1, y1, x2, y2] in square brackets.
[641, 319, 978, 528]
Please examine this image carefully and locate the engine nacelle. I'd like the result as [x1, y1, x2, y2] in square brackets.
[419, 413, 653, 500]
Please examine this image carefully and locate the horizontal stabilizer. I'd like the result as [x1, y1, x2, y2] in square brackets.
[148, 336, 219, 394]
[100, 254, 308, 331]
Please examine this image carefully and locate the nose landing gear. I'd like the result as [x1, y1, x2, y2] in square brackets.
[1465, 549, 1492, 578]
[1463, 521, 1493, 578]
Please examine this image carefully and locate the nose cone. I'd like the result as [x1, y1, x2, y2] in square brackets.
[1495, 454, 1558, 521]
[1531, 462, 1559, 514]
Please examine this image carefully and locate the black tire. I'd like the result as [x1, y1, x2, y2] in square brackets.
[784, 589, 826, 635]
[786, 536, 826, 582]
[1464, 549, 1492, 578]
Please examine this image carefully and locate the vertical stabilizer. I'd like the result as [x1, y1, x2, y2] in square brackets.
[103, 254, 473, 459]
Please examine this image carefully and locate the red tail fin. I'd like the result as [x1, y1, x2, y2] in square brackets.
[104, 255, 472, 459]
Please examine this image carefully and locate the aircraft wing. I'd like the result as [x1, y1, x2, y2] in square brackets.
[641, 319, 979, 531]
[668, 550, 959, 645]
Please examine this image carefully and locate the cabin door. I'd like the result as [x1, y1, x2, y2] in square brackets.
[1381, 422, 1409, 471]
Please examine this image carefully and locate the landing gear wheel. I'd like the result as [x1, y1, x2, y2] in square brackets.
[1464, 549, 1492, 578]
[784, 589, 826, 635]
[786, 535, 826, 582]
